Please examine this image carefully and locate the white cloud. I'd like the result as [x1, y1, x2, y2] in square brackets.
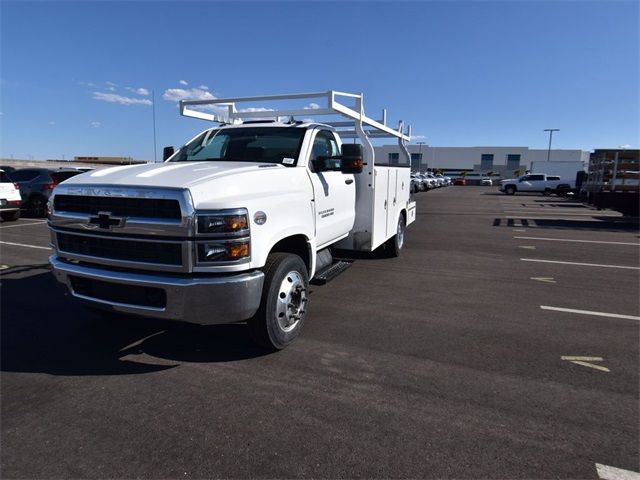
[126, 87, 150, 96]
[162, 87, 214, 103]
[106, 86, 116, 92]
[304, 103, 320, 110]
[162, 86, 223, 114]
[93, 92, 152, 106]
[90, 121, 101, 128]
[197, 85, 209, 90]
[106, 81, 117, 87]
[412, 135, 426, 140]
[179, 80, 188, 85]
[619, 144, 632, 149]
[48, 121, 56, 125]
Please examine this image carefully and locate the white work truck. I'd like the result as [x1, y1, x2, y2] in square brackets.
[48, 91, 416, 349]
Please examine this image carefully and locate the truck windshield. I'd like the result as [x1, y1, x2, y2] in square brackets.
[169, 127, 306, 165]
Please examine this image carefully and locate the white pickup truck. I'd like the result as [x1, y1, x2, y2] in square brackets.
[499, 173, 574, 195]
[48, 91, 416, 349]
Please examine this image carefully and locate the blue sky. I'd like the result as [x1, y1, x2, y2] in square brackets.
[1, 1, 638, 160]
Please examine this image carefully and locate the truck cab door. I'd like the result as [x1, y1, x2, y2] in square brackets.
[522, 174, 546, 191]
[307, 130, 356, 248]
[518, 175, 534, 191]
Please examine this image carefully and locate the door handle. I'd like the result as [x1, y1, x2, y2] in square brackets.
[345, 179, 354, 185]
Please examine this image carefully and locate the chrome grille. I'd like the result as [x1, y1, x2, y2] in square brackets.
[57, 232, 183, 266]
[50, 186, 195, 272]
[54, 195, 181, 219]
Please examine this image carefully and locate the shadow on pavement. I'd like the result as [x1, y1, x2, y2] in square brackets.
[492, 217, 639, 232]
[531, 217, 639, 231]
[0, 266, 269, 376]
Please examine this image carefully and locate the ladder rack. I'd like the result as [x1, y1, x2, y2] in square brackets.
[180, 90, 411, 141]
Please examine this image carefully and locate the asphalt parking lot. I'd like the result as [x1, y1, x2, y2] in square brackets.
[1, 187, 638, 479]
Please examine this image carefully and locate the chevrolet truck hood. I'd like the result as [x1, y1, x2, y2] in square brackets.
[63, 161, 284, 189]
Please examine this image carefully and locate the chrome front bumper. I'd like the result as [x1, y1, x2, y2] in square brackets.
[50, 256, 264, 324]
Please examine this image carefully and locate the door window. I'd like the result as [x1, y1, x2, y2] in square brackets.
[310, 131, 340, 171]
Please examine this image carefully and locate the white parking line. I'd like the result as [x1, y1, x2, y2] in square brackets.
[0, 240, 49, 251]
[596, 463, 640, 480]
[0, 220, 47, 229]
[521, 258, 640, 270]
[541, 305, 640, 321]
[514, 236, 639, 246]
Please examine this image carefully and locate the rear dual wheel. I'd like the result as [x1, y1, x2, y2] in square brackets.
[385, 214, 406, 258]
[248, 253, 309, 350]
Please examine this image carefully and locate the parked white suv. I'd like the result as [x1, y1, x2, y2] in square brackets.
[0, 169, 21, 221]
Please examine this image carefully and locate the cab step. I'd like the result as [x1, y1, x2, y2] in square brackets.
[310, 260, 353, 285]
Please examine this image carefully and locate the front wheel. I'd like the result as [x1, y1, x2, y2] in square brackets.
[504, 186, 516, 195]
[248, 253, 309, 350]
[385, 214, 406, 258]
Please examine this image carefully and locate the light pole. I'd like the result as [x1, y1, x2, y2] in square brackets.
[544, 128, 559, 162]
[152, 89, 158, 162]
[416, 141, 425, 172]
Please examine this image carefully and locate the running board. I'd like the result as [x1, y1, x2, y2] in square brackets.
[310, 260, 353, 285]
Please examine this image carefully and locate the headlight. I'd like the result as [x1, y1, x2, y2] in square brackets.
[194, 209, 250, 265]
[197, 239, 250, 263]
[196, 209, 249, 235]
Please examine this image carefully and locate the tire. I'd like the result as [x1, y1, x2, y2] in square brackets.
[247, 253, 309, 350]
[505, 186, 516, 195]
[29, 195, 47, 217]
[543, 188, 552, 196]
[1, 210, 20, 222]
[385, 214, 406, 258]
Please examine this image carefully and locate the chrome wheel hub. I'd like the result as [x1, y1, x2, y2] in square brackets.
[397, 220, 405, 249]
[275, 271, 307, 332]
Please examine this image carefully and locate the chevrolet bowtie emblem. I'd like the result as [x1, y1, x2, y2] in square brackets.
[88, 211, 126, 229]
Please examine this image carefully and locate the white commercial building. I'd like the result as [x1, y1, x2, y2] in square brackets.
[374, 145, 590, 178]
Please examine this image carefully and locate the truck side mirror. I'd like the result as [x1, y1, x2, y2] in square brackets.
[163, 146, 175, 161]
[340, 144, 364, 174]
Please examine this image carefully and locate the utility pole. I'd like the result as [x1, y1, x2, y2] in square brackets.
[152, 89, 158, 162]
[417, 141, 425, 172]
[544, 129, 560, 162]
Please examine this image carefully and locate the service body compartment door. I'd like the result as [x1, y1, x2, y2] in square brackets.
[372, 166, 411, 250]
[308, 130, 356, 248]
[372, 167, 390, 249]
[386, 169, 399, 236]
